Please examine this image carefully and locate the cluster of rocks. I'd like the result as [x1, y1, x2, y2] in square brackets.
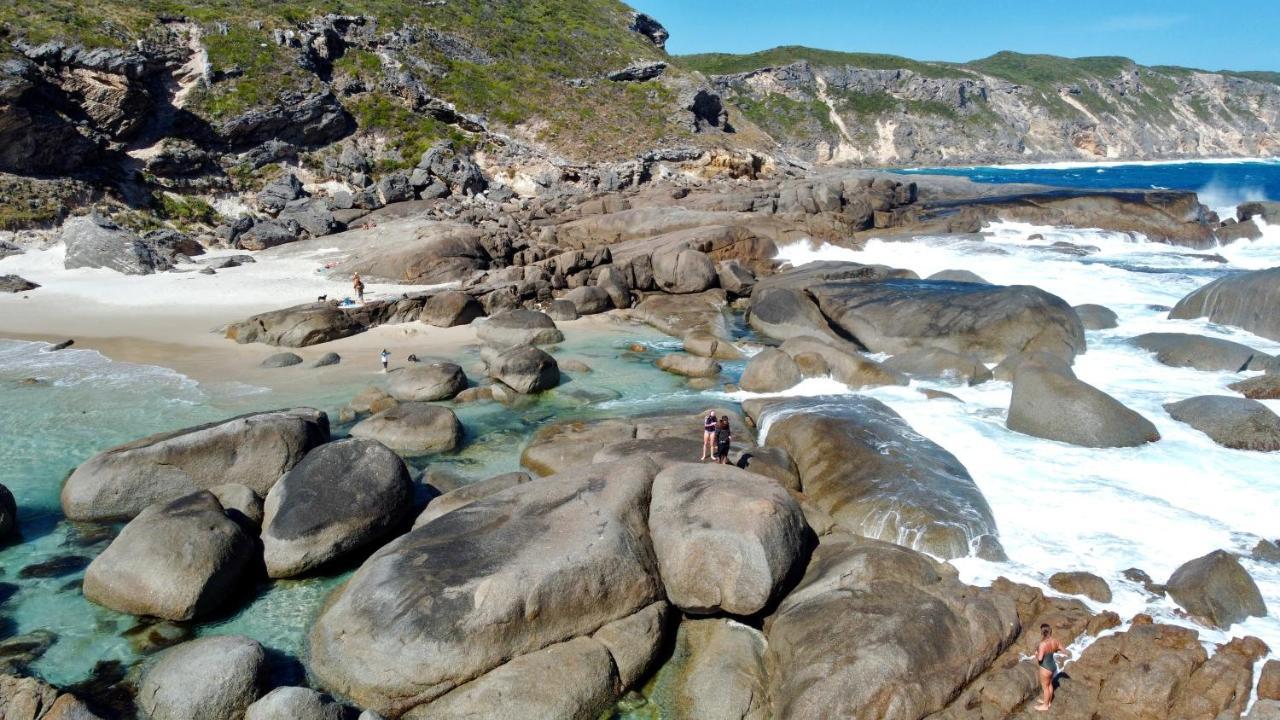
[59, 213, 204, 275]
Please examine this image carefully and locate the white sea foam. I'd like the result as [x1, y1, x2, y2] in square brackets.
[766, 228, 1280, 660]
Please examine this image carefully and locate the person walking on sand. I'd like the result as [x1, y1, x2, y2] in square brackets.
[700, 409, 717, 461]
[1035, 623, 1069, 712]
[380, 348, 390, 373]
[713, 416, 732, 465]
[353, 273, 365, 304]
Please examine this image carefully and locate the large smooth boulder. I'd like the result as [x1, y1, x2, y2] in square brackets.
[652, 247, 717, 294]
[62, 213, 166, 275]
[563, 286, 613, 315]
[778, 336, 906, 388]
[1130, 332, 1278, 372]
[308, 462, 663, 717]
[245, 687, 349, 720]
[139, 636, 265, 720]
[740, 348, 802, 392]
[1166, 550, 1268, 629]
[278, 198, 340, 238]
[751, 396, 1002, 560]
[260, 352, 303, 368]
[650, 463, 810, 615]
[83, 491, 254, 620]
[255, 173, 304, 213]
[387, 363, 467, 402]
[682, 329, 742, 360]
[748, 287, 840, 343]
[589, 601, 671, 690]
[475, 309, 563, 347]
[521, 419, 640, 476]
[237, 220, 300, 251]
[413, 472, 532, 528]
[0, 275, 38, 293]
[419, 291, 484, 327]
[1170, 267, 1280, 342]
[655, 353, 721, 378]
[62, 409, 329, 521]
[992, 350, 1075, 381]
[1164, 395, 1280, 451]
[349, 403, 462, 455]
[810, 280, 1086, 363]
[262, 439, 413, 578]
[765, 534, 1018, 719]
[630, 290, 731, 338]
[1007, 366, 1160, 448]
[484, 345, 560, 393]
[225, 303, 363, 347]
[1074, 303, 1119, 330]
[1048, 571, 1113, 603]
[883, 348, 993, 385]
[928, 269, 990, 284]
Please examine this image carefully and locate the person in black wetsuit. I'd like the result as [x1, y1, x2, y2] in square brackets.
[713, 416, 732, 465]
[1034, 623, 1068, 712]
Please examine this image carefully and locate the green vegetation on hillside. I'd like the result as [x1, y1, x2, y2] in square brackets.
[733, 90, 835, 138]
[966, 51, 1134, 87]
[680, 45, 972, 79]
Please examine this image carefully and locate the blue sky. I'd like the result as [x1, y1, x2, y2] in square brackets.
[628, 1, 1280, 72]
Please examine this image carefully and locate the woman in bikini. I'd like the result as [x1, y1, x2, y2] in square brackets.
[1035, 623, 1069, 712]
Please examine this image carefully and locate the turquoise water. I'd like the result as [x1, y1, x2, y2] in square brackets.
[0, 320, 734, 697]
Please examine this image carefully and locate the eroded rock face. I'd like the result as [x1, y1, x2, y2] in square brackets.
[262, 439, 413, 578]
[810, 280, 1086, 363]
[308, 462, 663, 716]
[139, 636, 266, 720]
[1007, 366, 1160, 448]
[1170, 267, 1280, 342]
[650, 463, 811, 615]
[62, 213, 166, 275]
[751, 396, 1002, 560]
[61, 408, 329, 521]
[1166, 549, 1268, 629]
[1164, 395, 1280, 451]
[83, 491, 253, 621]
[764, 534, 1019, 720]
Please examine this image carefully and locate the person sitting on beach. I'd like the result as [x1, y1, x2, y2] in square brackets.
[1034, 623, 1069, 712]
[713, 416, 732, 465]
[353, 273, 365, 304]
[700, 409, 717, 461]
[407, 354, 419, 363]
[380, 349, 390, 373]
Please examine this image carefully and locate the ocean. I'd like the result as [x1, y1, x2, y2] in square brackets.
[1, 160, 1278, 712]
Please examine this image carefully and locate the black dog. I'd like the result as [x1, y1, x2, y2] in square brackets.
[317, 295, 327, 301]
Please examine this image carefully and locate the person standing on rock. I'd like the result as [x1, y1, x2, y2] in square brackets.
[380, 349, 390, 373]
[353, 273, 365, 304]
[1035, 623, 1069, 712]
[700, 410, 718, 461]
[714, 416, 732, 465]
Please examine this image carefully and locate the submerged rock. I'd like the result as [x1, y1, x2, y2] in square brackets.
[1170, 267, 1280, 342]
[0, 483, 14, 541]
[83, 491, 254, 621]
[1166, 549, 1268, 629]
[750, 395, 1002, 560]
[1007, 366, 1159, 448]
[262, 439, 413, 578]
[1165, 395, 1280, 451]
[139, 636, 265, 720]
[1230, 374, 1280, 400]
[308, 462, 662, 717]
[348, 403, 462, 455]
[650, 463, 811, 615]
[62, 408, 329, 521]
